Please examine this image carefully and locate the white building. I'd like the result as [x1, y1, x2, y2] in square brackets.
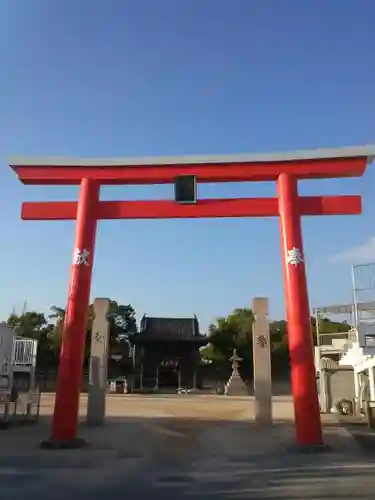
[0, 324, 39, 421]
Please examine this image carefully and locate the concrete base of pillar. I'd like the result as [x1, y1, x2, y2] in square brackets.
[286, 443, 332, 454]
[87, 387, 106, 426]
[40, 437, 88, 450]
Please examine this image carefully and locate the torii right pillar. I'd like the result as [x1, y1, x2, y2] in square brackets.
[277, 173, 323, 447]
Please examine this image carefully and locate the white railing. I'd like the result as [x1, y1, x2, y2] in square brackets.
[12, 338, 37, 366]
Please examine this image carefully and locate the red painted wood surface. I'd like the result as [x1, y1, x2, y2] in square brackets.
[21, 195, 362, 220]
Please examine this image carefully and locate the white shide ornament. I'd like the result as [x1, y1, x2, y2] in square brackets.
[286, 246, 304, 266]
[74, 247, 90, 266]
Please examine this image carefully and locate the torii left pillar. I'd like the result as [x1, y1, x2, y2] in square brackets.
[42, 179, 99, 449]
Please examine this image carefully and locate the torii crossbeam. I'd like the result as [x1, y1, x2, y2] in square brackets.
[9, 145, 375, 449]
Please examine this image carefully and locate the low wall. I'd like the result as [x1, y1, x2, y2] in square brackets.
[35, 372, 292, 395]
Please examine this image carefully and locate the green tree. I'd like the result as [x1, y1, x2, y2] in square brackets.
[106, 301, 137, 372]
[203, 309, 354, 378]
[47, 306, 67, 353]
[48, 301, 137, 366]
[313, 316, 351, 336]
[107, 301, 137, 340]
[204, 308, 255, 379]
[48, 306, 65, 323]
[208, 307, 255, 353]
[199, 342, 227, 363]
[269, 320, 289, 375]
[6, 311, 48, 338]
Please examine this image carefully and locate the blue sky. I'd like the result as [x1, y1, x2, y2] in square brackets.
[1, 0, 375, 330]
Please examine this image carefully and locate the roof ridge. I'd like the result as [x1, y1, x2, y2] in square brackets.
[134, 315, 204, 342]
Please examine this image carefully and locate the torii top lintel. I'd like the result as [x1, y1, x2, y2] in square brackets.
[9, 145, 375, 186]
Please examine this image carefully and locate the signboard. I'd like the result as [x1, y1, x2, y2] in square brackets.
[314, 304, 353, 315]
[314, 301, 375, 315]
[174, 175, 197, 204]
[365, 336, 375, 347]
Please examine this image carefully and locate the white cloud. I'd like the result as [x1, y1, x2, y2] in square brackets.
[332, 236, 375, 264]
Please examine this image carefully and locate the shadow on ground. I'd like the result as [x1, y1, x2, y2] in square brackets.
[336, 415, 375, 454]
[0, 412, 375, 499]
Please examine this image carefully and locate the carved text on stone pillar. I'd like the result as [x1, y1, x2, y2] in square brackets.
[94, 332, 104, 343]
[256, 335, 268, 349]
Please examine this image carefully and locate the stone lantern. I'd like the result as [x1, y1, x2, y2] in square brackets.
[224, 349, 249, 396]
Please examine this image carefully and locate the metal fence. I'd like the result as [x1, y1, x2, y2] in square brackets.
[313, 303, 354, 349]
[0, 388, 40, 426]
[352, 263, 375, 345]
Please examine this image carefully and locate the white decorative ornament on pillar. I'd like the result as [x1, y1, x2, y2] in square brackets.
[74, 247, 90, 266]
[286, 246, 304, 266]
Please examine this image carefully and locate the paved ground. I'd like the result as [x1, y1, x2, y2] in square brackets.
[1, 394, 375, 499]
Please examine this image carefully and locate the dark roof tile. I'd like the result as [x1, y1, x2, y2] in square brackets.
[133, 316, 207, 342]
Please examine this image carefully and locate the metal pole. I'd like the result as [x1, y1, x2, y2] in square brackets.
[178, 363, 182, 389]
[351, 265, 359, 330]
[140, 347, 144, 389]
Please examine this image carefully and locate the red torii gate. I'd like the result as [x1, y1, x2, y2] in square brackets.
[9, 145, 375, 449]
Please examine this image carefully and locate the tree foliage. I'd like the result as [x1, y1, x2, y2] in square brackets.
[2, 300, 137, 371]
[201, 307, 352, 377]
[203, 308, 254, 361]
[2, 301, 352, 379]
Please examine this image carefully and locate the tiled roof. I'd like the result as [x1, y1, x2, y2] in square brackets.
[132, 316, 207, 343]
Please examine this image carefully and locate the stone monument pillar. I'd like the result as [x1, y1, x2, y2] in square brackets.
[252, 297, 272, 424]
[87, 298, 110, 426]
[224, 349, 249, 396]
